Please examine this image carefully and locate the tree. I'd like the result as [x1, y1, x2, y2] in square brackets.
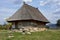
[57, 19, 60, 27]
[3, 23, 12, 30]
[6, 23, 12, 30]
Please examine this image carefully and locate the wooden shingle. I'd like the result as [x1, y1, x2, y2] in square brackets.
[7, 3, 49, 23]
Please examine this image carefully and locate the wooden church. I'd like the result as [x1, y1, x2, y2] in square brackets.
[7, 2, 49, 29]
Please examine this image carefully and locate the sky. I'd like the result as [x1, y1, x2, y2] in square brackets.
[0, 0, 60, 24]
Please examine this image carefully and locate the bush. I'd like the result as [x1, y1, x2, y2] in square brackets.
[45, 26, 49, 29]
[0, 23, 12, 30]
[57, 19, 60, 27]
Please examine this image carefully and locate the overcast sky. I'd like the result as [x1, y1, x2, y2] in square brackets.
[0, 0, 60, 24]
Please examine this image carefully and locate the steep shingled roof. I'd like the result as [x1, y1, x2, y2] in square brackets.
[7, 3, 49, 23]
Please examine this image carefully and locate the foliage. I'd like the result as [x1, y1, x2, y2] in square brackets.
[45, 26, 49, 29]
[57, 19, 60, 26]
[0, 23, 12, 30]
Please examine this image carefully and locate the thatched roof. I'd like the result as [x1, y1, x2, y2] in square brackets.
[7, 3, 49, 23]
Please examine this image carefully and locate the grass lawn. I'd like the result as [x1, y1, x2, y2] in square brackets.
[0, 30, 60, 40]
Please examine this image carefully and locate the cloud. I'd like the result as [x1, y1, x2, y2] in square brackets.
[14, 0, 22, 4]
[0, 0, 17, 4]
[54, 8, 60, 12]
[40, 1, 47, 6]
[39, 0, 51, 6]
[57, 2, 60, 5]
[0, 0, 32, 24]
[40, 0, 60, 6]
[13, 0, 32, 5]
[53, 11, 60, 16]
[0, 0, 60, 24]
[0, 7, 16, 13]
[23, 0, 32, 2]
[14, 0, 32, 4]
[53, 0, 60, 6]
[52, 8, 60, 23]
[39, 0, 60, 23]
[0, 7, 17, 18]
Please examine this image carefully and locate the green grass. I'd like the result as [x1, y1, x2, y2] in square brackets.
[0, 30, 60, 40]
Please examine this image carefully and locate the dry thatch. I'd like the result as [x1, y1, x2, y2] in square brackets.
[7, 3, 49, 23]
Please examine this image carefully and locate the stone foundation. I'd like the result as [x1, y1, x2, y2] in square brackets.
[12, 26, 47, 32]
[21, 26, 47, 32]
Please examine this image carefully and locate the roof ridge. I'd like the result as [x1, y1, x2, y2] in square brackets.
[24, 3, 37, 9]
